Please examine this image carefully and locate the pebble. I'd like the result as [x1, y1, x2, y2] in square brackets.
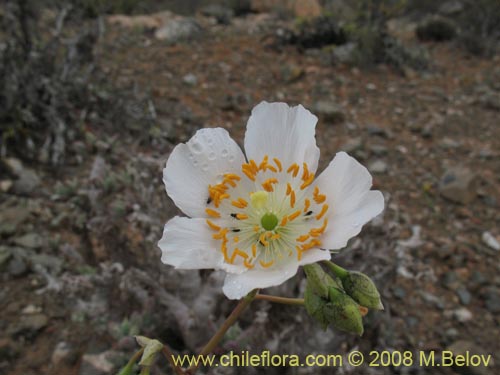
[313, 100, 346, 123]
[154, 17, 202, 43]
[481, 231, 500, 251]
[368, 160, 388, 174]
[453, 307, 473, 322]
[13, 233, 44, 249]
[51, 341, 74, 367]
[182, 73, 198, 86]
[456, 286, 471, 305]
[439, 166, 475, 204]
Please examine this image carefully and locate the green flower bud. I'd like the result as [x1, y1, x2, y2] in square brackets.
[135, 336, 163, 367]
[303, 263, 340, 298]
[342, 271, 384, 310]
[326, 287, 364, 336]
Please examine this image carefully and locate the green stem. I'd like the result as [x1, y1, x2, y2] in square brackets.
[186, 289, 258, 374]
[117, 348, 144, 375]
[162, 345, 186, 375]
[255, 294, 305, 306]
[322, 260, 349, 280]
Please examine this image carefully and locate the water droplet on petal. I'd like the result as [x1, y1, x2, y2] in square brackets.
[208, 152, 216, 160]
[221, 148, 229, 157]
[190, 140, 203, 154]
[202, 163, 209, 171]
[228, 155, 235, 162]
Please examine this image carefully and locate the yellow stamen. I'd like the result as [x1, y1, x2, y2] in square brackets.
[205, 208, 221, 218]
[224, 173, 241, 181]
[287, 163, 299, 177]
[230, 248, 249, 264]
[262, 178, 278, 192]
[288, 210, 302, 221]
[244, 258, 254, 269]
[259, 232, 269, 246]
[249, 159, 259, 174]
[231, 199, 247, 209]
[266, 164, 277, 172]
[303, 198, 311, 212]
[233, 236, 239, 243]
[315, 204, 329, 220]
[296, 234, 310, 242]
[213, 228, 228, 240]
[259, 155, 269, 171]
[251, 244, 257, 257]
[254, 225, 260, 232]
[221, 242, 230, 262]
[236, 213, 248, 220]
[242, 165, 256, 181]
[280, 216, 288, 226]
[273, 158, 282, 172]
[300, 174, 315, 190]
[206, 220, 221, 231]
[302, 163, 310, 181]
[270, 233, 281, 241]
[259, 259, 274, 268]
[296, 246, 303, 261]
[290, 189, 296, 208]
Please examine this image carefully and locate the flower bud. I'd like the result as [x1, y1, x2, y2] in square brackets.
[303, 263, 340, 298]
[341, 271, 384, 310]
[135, 336, 163, 367]
[325, 287, 364, 336]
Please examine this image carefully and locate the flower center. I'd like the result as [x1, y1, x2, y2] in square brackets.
[204, 155, 330, 270]
[261, 213, 278, 231]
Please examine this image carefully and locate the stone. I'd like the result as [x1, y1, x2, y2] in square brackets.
[456, 286, 471, 305]
[51, 341, 73, 366]
[340, 137, 362, 153]
[182, 73, 198, 86]
[366, 125, 389, 138]
[79, 350, 121, 375]
[13, 233, 43, 249]
[439, 1, 464, 15]
[482, 231, 500, 251]
[313, 100, 346, 123]
[369, 144, 388, 156]
[0, 207, 30, 236]
[15, 313, 49, 335]
[332, 42, 358, 64]
[7, 255, 28, 277]
[3, 158, 41, 195]
[368, 160, 388, 174]
[484, 289, 500, 313]
[439, 167, 475, 204]
[0, 246, 12, 268]
[453, 307, 472, 322]
[107, 11, 173, 30]
[200, 4, 234, 25]
[155, 18, 202, 44]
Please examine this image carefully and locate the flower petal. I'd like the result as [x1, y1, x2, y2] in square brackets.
[159, 216, 243, 272]
[222, 260, 299, 300]
[315, 152, 384, 250]
[298, 248, 331, 266]
[163, 128, 246, 218]
[244, 102, 320, 173]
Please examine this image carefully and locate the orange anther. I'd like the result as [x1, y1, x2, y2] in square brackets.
[205, 208, 221, 218]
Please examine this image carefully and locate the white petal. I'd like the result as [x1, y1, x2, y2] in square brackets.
[298, 248, 331, 266]
[244, 102, 320, 173]
[222, 260, 299, 300]
[158, 216, 226, 270]
[163, 128, 246, 217]
[315, 152, 384, 250]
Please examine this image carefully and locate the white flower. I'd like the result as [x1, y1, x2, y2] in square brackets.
[159, 102, 384, 300]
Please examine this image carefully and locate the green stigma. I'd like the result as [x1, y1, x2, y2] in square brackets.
[261, 213, 278, 231]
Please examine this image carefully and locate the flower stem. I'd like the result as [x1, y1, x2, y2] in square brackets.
[255, 294, 305, 306]
[117, 348, 144, 375]
[186, 289, 258, 374]
[162, 345, 186, 375]
[322, 260, 349, 280]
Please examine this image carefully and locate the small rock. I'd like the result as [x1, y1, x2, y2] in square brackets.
[366, 125, 389, 138]
[340, 137, 362, 153]
[13, 233, 43, 249]
[182, 73, 198, 86]
[3, 157, 41, 195]
[79, 350, 121, 375]
[0, 246, 12, 268]
[332, 42, 357, 64]
[392, 286, 406, 299]
[0, 207, 30, 236]
[15, 313, 49, 336]
[200, 4, 234, 25]
[482, 231, 500, 251]
[7, 255, 28, 277]
[439, 167, 475, 204]
[313, 100, 346, 123]
[51, 341, 73, 367]
[453, 307, 473, 322]
[368, 160, 388, 174]
[279, 64, 304, 83]
[439, 1, 464, 15]
[369, 144, 388, 156]
[155, 18, 202, 44]
[416, 16, 457, 42]
[484, 288, 500, 313]
[456, 286, 471, 305]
